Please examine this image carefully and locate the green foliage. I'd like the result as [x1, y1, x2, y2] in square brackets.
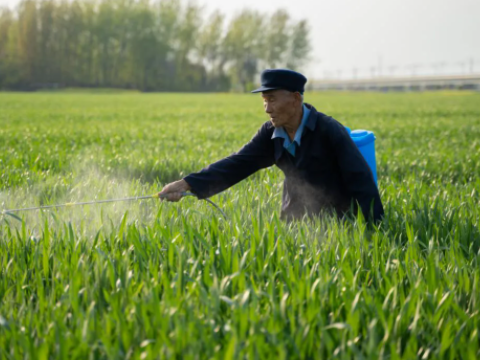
[0, 91, 480, 359]
[0, 0, 311, 92]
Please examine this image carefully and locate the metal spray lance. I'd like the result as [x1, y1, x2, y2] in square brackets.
[1, 192, 227, 220]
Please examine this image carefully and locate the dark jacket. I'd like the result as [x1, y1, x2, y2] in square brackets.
[184, 104, 384, 223]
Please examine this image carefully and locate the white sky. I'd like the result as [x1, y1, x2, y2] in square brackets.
[1, 0, 479, 79]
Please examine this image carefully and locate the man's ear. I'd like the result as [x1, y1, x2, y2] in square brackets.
[293, 91, 303, 104]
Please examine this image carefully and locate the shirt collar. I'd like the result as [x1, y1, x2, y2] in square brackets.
[271, 104, 311, 145]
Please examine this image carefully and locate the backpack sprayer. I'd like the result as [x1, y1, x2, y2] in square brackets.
[1, 192, 227, 221]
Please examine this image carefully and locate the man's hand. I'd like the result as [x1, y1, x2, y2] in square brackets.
[158, 179, 192, 202]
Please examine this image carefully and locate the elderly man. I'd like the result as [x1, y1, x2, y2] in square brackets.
[159, 69, 384, 223]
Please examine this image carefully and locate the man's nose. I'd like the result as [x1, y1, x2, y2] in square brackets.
[264, 103, 272, 113]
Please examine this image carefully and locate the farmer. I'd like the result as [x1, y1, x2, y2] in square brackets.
[159, 69, 384, 223]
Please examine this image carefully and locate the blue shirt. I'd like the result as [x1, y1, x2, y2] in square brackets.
[271, 104, 311, 156]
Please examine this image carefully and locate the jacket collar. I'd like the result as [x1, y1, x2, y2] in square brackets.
[304, 103, 317, 131]
[272, 103, 318, 161]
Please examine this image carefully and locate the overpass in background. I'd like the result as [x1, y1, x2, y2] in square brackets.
[309, 74, 480, 92]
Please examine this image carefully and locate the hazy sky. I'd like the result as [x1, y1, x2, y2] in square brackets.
[1, 0, 479, 79]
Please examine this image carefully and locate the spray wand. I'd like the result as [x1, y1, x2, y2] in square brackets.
[1, 192, 227, 220]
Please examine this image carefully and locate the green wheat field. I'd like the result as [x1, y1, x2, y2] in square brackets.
[1, 91, 479, 359]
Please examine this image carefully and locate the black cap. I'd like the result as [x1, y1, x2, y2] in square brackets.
[251, 69, 307, 94]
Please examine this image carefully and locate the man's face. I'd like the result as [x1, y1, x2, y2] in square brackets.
[261, 89, 300, 128]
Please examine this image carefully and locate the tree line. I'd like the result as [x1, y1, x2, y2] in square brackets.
[0, 0, 311, 92]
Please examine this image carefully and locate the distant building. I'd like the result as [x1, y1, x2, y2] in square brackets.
[309, 74, 480, 92]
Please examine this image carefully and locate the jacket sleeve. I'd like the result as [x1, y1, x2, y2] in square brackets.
[183, 122, 275, 199]
[328, 119, 384, 223]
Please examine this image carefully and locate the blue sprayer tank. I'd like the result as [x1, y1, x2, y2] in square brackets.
[344, 127, 378, 186]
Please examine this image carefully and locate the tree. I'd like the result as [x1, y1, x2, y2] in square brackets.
[197, 11, 226, 90]
[263, 9, 290, 68]
[285, 19, 311, 71]
[223, 10, 264, 92]
[17, 0, 39, 87]
[0, 8, 16, 86]
[0, 0, 311, 92]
